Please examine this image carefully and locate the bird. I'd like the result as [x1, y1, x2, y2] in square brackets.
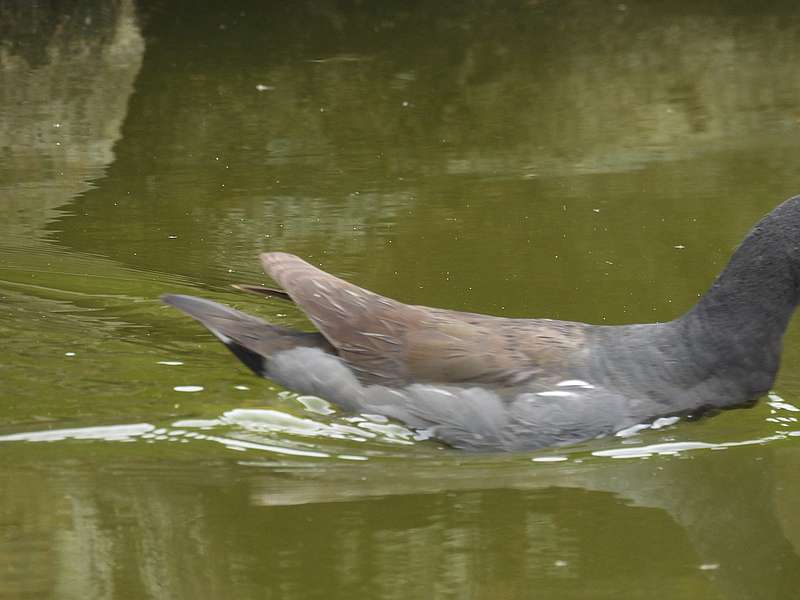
[162, 195, 800, 451]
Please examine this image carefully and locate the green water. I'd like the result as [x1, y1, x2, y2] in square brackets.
[3, 1, 800, 598]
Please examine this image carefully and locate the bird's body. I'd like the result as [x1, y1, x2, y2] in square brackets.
[163, 196, 800, 451]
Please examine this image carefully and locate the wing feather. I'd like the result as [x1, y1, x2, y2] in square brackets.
[260, 252, 586, 386]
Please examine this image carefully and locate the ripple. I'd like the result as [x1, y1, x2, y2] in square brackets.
[203, 435, 330, 458]
[1, 393, 798, 463]
[0, 423, 153, 442]
[768, 393, 800, 412]
[592, 435, 784, 459]
[220, 408, 417, 445]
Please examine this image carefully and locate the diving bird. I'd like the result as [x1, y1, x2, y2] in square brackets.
[162, 195, 800, 451]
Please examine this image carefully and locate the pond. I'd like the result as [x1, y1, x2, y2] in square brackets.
[2, 1, 800, 598]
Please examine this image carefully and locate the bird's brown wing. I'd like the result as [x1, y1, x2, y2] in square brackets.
[260, 252, 585, 386]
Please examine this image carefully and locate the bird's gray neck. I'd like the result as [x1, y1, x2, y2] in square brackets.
[652, 203, 800, 404]
[676, 209, 800, 385]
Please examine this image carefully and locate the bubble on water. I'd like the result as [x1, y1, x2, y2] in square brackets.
[174, 385, 203, 392]
[532, 456, 568, 463]
[158, 361, 183, 366]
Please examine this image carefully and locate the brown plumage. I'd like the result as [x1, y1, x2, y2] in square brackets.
[259, 252, 587, 387]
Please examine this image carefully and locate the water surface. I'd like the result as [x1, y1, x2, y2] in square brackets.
[3, 1, 800, 598]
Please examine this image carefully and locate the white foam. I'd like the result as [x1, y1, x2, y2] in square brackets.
[768, 399, 800, 412]
[615, 423, 651, 438]
[0, 423, 154, 443]
[204, 435, 329, 458]
[651, 416, 680, 429]
[174, 385, 204, 392]
[556, 379, 594, 389]
[296, 395, 335, 415]
[172, 419, 220, 428]
[536, 390, 576, 398]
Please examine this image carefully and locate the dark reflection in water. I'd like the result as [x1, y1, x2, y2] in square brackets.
[0, 0, 143, 238]
[3, 1, 800, 599]
[3, 441, 800, 599]
[49, 0, 800, 321]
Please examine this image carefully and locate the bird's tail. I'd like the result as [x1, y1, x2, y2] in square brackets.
[161, 294, 334, 376]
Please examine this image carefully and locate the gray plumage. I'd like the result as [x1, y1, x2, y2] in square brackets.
[162, 195, 800, 451]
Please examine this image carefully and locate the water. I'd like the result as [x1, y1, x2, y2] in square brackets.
[3, 1, 800, 598]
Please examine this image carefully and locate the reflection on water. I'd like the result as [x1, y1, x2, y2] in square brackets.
[3, 423, 800, 599]
[45, 0, 800, 299]
[0, 0, 143, 238]
[3, 0, 800, 599]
